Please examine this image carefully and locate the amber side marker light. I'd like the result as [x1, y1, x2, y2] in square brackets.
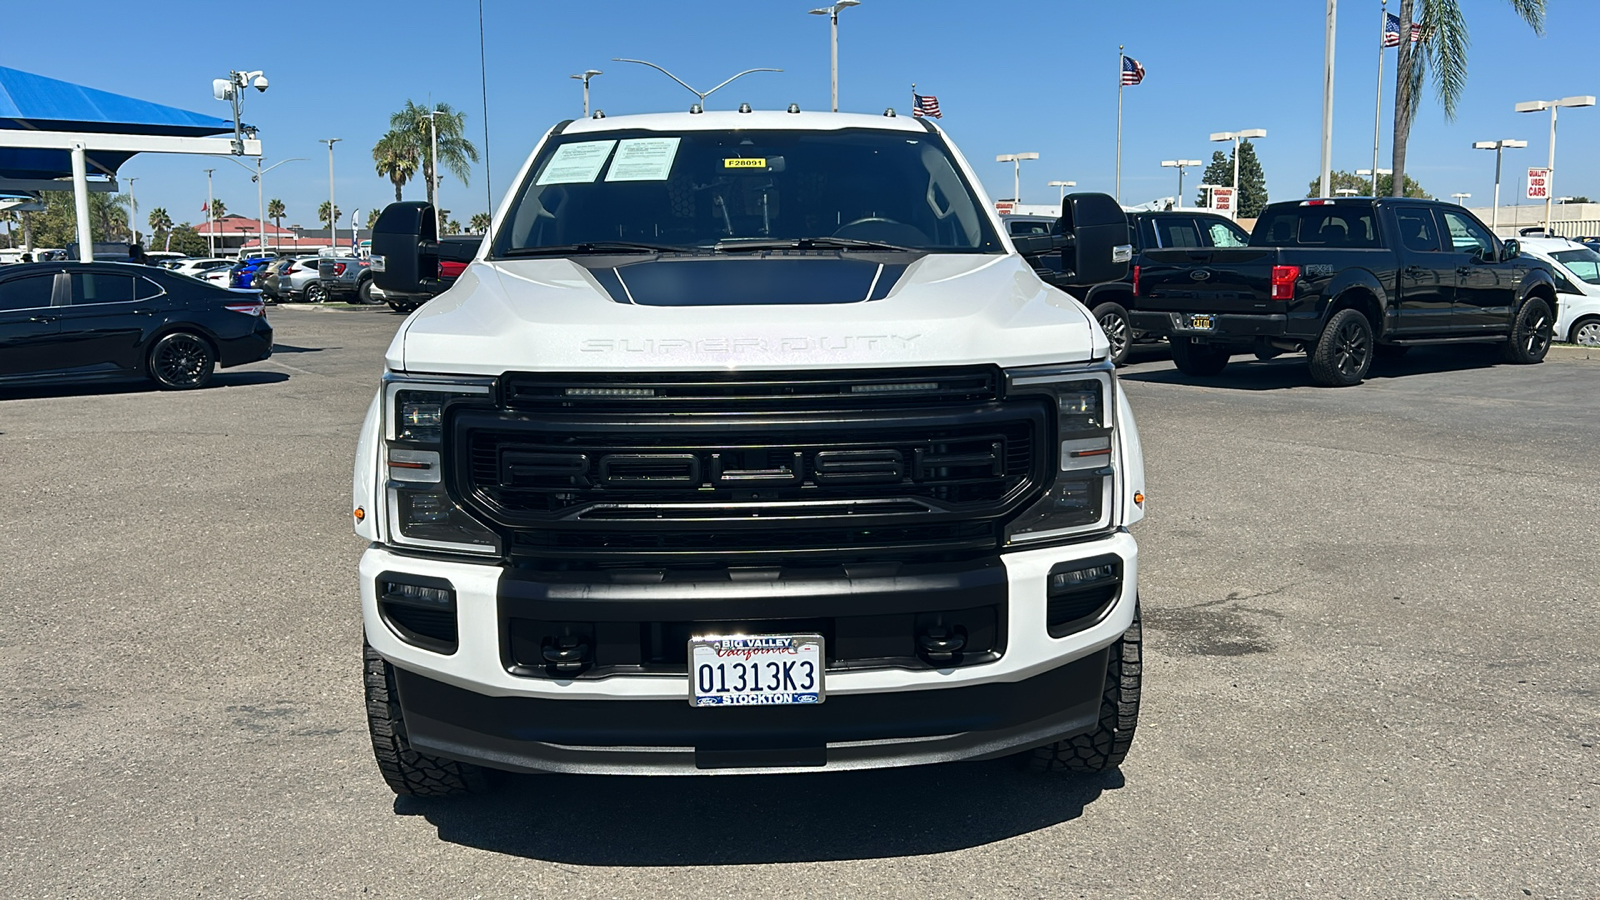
[1133, 492, 1145, 506]
[354, 507, 366, 522]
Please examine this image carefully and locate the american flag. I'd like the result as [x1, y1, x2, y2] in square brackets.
[1121, 55, 1145, 86]
[1384, 13, 1423, 46]
[912, 92, 942, 118]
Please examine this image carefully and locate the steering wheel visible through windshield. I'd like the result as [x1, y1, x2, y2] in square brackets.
[490, 127, 1001, 256]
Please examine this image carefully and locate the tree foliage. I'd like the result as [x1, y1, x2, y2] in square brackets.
[12, 191, 135, 248]
[382, 100, 480, 207]
[210, 199, 226, 219]
[469, 212, 491, 234]
[1391, 0, 1545, 194]
[317, 201, 342, 231]
[1194, 140, 1269, 217]
[1307, 170, 1429, 199]
[372, 129, 420, 203]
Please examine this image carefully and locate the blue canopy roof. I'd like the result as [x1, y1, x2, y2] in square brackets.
[0, 66, 236, 180]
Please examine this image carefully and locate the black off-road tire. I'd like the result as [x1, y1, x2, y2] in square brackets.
[357, 275, 381, 305]
[1092, 301, 1133, 366]
[1501, 297, 1553, 364]
[1169, 337, 1231, 376]
[1023, 604, 1142, 774]
[1308, 308, 1374, 387]
[364, 642, 488, 797]
[147, 331, 215, 390]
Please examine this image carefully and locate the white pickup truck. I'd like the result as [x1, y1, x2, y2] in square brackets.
[355, 108, 1147, 794]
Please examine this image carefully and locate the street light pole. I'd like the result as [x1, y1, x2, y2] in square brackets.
[1048, 180, 1077, 203]
[569, 70, 603, 117]
[1319, 0, 1338, 198]
[808, 1, 860, 112]
[1161, 160, 1202, 205]
[1451, 192, 1472, 205]
[203, 168, 216, 257]
[426, 110, 444, 237]
[1210, 129, 1267, 212]
[1516, 96, 1596, 234]
[1473, 139, 1528, 234]
[320, 138, 342, 253]
[996, 152, 1039, 204]
[125, 177, 138, 245]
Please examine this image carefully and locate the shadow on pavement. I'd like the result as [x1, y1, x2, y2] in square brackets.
[270, 343, 330, 354]
[395, 761, 1123, 865]
[1119, 344, 1502, 391]
[0, 370, 288, 402]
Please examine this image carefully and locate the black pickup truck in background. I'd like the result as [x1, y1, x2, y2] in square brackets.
[1129, 198, 1559, 386]
[1008, 209, 1249, 365]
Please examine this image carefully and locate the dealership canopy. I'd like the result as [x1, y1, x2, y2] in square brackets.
[0, 66, 259, 260]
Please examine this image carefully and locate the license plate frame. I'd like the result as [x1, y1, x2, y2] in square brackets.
[689, 634, 825, 707]
[1187, 314, 1215, 330]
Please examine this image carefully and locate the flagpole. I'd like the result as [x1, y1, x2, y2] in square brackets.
[1116, 45, 1124, 205]
[1373, 0, 1387, 196]
[1320, 0, 1337, 198]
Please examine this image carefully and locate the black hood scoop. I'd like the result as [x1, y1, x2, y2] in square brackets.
[583, 256, 909, 307]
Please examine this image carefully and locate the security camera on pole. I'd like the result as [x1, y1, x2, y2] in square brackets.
[1160, 160, 1202, 205]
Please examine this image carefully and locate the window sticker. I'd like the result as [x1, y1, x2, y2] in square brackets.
[723, 157, 768, 169]
[536, 140, 617, 185]
[605, 137, 682, 182]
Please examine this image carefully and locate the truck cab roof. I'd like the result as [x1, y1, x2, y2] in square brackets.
[558, 108, 935, 136]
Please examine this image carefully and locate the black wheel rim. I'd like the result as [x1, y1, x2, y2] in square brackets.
[1333, 318, 1369, 378]
[1525, 307, 1552, 357]
[155, 336, 208, 386]
[1099, 311, 1129, 359]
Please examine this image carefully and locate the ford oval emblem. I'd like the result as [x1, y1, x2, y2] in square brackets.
[1189, 269, 1212, 282]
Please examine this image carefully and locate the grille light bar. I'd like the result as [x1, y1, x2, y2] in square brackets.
[851, 381, 940, 393]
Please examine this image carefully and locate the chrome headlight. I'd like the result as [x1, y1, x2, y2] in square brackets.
[382, 373, 501, 556]
[1004, 364, 1117, 544]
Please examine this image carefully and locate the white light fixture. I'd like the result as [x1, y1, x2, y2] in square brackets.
[1160, 159, 1203, 204]
[808, 0, 861, 112]
[1047, 179, 1077, 202]
[1516, 96, 1595, 233]
[568, 70, 603, 117]
[996, 152, 1039, 204]
[1209, 129, 1266, 208]
[1472, 139, 1527, 232]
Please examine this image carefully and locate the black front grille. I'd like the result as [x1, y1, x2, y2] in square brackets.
[448, 370, 1048, 565]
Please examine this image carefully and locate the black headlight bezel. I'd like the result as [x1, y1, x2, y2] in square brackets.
[382, 374, 503, 557]
[1002, 363, 1118, 546]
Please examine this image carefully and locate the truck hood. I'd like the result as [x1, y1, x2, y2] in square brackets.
[388, 253, 1105, 374]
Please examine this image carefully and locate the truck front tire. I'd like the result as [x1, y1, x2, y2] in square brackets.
[1308, 308, 1373, 387]
[1501, 297, 1553, 364]
[1092, 301, 1132, 366]
[364, 642, 488, 797]
[1022, 604, 1142, 774]
[1170, 337, 1230, 376]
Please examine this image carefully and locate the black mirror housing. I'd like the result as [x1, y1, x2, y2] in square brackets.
[1500, 238, 1522, 262]
[1011, 233, 1068, 257]
[370, 202, 478, 299]
[1058, 193, 1132, 286]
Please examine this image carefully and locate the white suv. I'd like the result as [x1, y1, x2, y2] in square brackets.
[354, 109, 1146, 794]
[1519, 237, 1600, 345]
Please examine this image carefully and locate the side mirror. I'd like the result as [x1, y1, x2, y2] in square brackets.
[1500, 239, 1521, 262]
[370, 202, 478, 299]
[1059, 193, 1133, 286]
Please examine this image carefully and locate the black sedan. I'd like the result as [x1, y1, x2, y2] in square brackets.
[0, 262, 273, 390]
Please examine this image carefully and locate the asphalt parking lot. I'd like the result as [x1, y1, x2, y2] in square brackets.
[2, 308, 1596, 899]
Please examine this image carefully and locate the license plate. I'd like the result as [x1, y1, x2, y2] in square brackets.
[689, 634, 824, 707]
[1188, 314, 1214, 330]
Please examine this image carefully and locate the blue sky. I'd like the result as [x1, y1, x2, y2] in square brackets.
[6, 0, 1596, 231]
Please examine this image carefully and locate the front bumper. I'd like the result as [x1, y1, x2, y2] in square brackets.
[361, 531, 1137, 774]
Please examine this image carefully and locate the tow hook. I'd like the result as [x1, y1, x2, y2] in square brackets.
[917, 625, 967, 665]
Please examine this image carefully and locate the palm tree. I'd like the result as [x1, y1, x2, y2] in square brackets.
[367, 209, 382, 229]
[267, 199, 286, 252]
[210, 199, 227, 220]
[1390, 0, 1545, 195]
[318, 201, 342, 234]
[469, 212, 491, 234]
[446, 218, 462, 235]
[372, 130, 419, 202]
[148, 207, 173, 251]
[386, 100, 480, 207]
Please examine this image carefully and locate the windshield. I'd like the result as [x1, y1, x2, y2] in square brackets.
[491, 127, 1001, 256]
[1551, 248, 1600, 285]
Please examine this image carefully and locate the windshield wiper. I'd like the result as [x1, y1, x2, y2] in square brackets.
[712, 237, 916, 253]
[502, 241, 684, 257]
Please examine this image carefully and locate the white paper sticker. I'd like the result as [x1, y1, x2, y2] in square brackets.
[535, 140, 617, 185]
[605, 137, 682, 182]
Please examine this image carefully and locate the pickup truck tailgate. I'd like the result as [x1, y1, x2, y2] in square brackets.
[1138, 248, 1281, 313]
